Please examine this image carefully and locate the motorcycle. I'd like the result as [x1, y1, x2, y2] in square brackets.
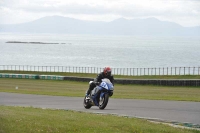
[83, 78, 114, 110]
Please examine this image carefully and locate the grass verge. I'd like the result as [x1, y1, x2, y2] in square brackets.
[0, 78, 200, 101]
[0, 105, 199, 133]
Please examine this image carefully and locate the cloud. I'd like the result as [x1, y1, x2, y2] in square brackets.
[0, 0, 200, 26]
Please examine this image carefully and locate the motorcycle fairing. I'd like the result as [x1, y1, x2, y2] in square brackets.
[92, 86, 102, 106]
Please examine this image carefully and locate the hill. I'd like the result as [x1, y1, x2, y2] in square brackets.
[0, 16, 199, 36]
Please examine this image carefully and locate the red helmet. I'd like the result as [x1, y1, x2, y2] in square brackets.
[103, 67, 112, 76]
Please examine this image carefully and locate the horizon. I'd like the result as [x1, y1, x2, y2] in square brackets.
[1, 15, 199, 28]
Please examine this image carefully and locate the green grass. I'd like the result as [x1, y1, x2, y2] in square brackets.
[1, 70, 200, 79]
[1, 72, 200, 132]
[0, 78, 200, 101]
[0, 106, 199, 133]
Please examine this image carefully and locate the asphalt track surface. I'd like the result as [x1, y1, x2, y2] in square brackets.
[0, 92, 200, 125]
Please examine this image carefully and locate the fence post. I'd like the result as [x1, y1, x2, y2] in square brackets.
[163, 67, 164, 75]
[189, 67, 190, 75]
[175, 67, 176, 75]
[193, 67, 195, 75]
[132, 68, 133, 76]
[171, 67, 172, 75]
[167, 67, 168, 75]
[128, 68, 129, 76]
[184, 67, 185, 75]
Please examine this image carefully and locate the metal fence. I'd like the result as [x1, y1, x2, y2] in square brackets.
[0, 65, 200, 76]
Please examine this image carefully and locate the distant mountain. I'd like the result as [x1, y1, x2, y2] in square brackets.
[0, 15, 200, 36]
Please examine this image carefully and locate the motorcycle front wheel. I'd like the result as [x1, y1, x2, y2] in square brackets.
[83, 96, 92, 109]
[99, 93, 109, 110]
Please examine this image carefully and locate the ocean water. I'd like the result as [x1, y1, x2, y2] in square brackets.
[0, 33, 200, 68]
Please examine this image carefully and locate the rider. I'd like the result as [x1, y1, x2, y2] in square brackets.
[85, 66, 114, 97]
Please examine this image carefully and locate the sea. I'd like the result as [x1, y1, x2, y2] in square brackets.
[0, 33, 200, 69]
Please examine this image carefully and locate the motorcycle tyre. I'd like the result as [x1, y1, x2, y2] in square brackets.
[99, 93, 109, 110]
[83, 96, 92, 109]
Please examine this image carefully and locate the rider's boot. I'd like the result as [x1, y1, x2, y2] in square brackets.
[85, 89, 91, 97]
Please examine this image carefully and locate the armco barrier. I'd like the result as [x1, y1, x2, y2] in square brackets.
[0, 73, 63, 80]
[114, 79, 200, 86]
[0, 73, 200, 86]
[0, 73, 39, 79]
[39, 75, 65, 80]
[62, 77, 200, 87]
[63, 76, 93, 82]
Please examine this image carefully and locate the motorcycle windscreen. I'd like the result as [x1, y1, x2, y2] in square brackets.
[100, 81, 114, 90]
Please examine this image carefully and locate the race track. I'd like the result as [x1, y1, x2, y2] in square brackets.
[0, 92, 200, 125]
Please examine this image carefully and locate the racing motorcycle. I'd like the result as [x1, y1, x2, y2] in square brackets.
[83, 78, 114, 110]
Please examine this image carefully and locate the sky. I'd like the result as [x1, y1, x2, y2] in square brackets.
[0, 0, 200, 27]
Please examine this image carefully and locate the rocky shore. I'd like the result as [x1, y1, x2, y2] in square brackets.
[6, 41, 65, 44]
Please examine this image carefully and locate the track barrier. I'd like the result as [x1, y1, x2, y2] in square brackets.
[0, 73, 200, 86]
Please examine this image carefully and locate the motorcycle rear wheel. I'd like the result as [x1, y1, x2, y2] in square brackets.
[83, 96, 92, 109]
[99, 93, 109, 110]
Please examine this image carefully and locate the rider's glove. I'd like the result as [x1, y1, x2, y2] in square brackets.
[95, 82, 100, 85]
[109, 91, 113, 96]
